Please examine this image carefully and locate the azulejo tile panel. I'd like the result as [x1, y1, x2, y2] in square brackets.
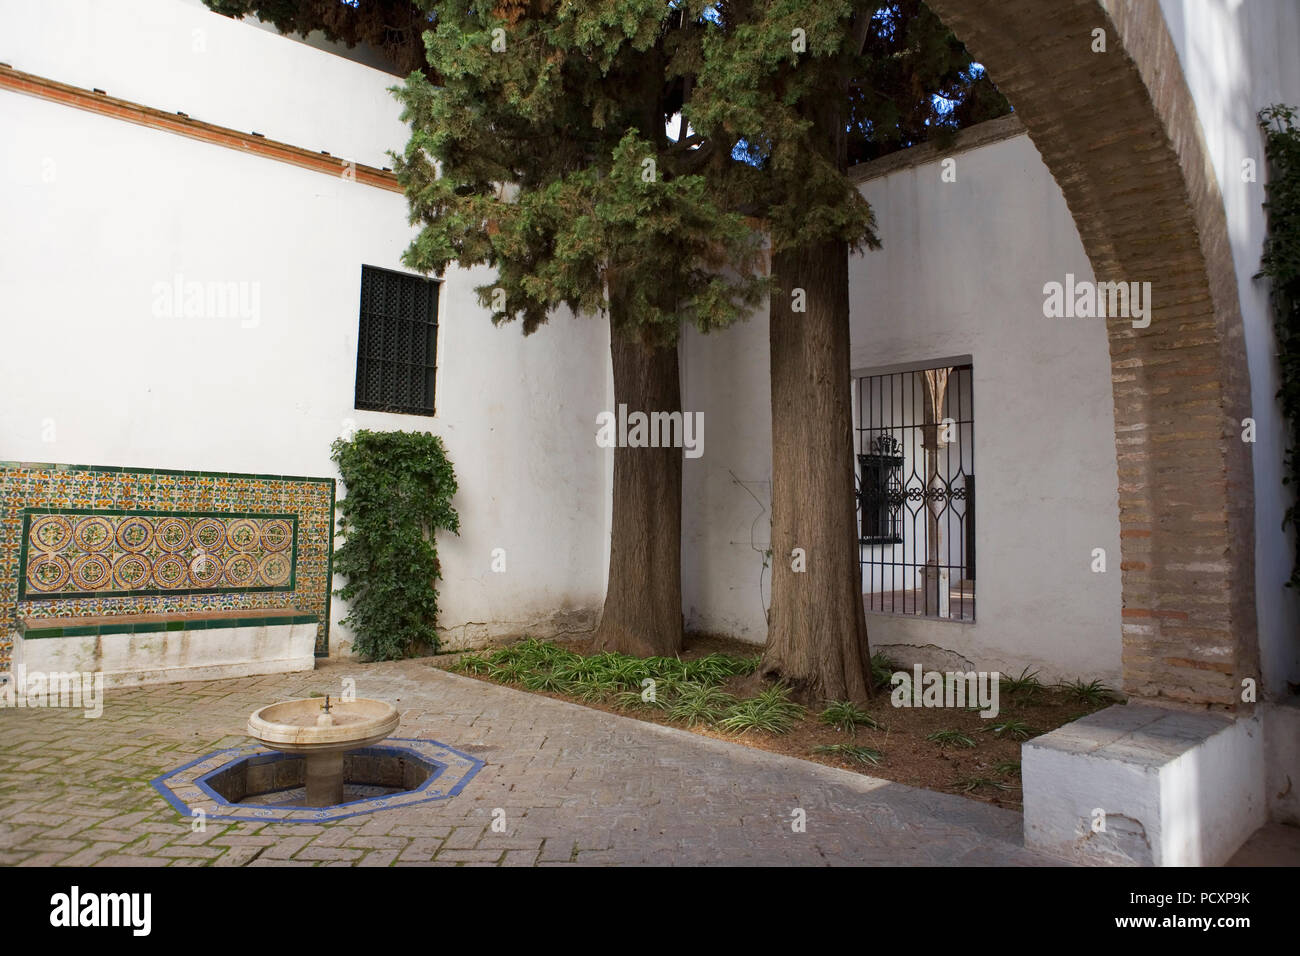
[0, 463, 335, 668]
[19, 510, 297, 599]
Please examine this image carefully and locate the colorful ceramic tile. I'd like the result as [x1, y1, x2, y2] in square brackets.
[0, 463, 335, 667]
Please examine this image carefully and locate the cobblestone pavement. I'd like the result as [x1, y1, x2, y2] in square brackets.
[0, 659, 1059, 866]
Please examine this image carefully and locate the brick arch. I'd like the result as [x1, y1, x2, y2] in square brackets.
[923, 0, 1257, 707]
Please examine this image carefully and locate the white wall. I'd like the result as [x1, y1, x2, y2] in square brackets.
[0, 0, 405, 169]
[0, 0, 610, 655]
[1156, 0, 1300, 696]
[680, 317, 773, 641]
[684, 131, 1125, 685]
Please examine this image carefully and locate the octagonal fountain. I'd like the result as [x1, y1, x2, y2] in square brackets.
[247, 696, 400, 807]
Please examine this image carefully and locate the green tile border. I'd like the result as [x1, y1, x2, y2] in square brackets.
[321, 480, 336, 659]
[16, 508, 299, 601]
[19, 612, 318, 638]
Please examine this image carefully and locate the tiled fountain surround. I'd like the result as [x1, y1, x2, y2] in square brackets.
[152, 739, 485, 824]
[0, 462, 335, 669]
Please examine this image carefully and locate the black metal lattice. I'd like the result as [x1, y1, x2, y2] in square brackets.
[856, 364, 975, 621]
[354, 265, 439, 416]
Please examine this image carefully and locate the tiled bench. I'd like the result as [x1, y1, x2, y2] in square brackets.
[12, 608, 318, 688]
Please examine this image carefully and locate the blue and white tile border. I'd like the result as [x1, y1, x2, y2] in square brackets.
[151, 737, 484, 823]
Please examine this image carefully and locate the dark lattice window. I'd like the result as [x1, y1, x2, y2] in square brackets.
[858, 435, 904, 544]
[354, 265, 439, 416]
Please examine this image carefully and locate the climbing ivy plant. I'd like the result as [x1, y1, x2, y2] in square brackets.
[330, 430, 460, 659]
[1259, 105, 1300, 588]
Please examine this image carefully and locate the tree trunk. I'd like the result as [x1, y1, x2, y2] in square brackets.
[760, 238, 872, 703]
[593, 319, 684, 657]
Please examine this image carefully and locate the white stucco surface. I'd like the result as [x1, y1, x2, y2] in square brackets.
[0, 0, 405, 169]
[0, 0, 610, 656]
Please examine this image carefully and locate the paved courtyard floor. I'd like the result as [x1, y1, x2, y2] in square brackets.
[0, 658, 1252, 867]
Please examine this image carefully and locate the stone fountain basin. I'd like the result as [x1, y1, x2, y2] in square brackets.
[247, 698, 399, 754]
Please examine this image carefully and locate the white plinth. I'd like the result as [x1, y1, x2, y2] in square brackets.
[1022, 703, 1266, 866]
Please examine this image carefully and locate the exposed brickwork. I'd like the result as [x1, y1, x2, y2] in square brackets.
[925, 0, 1258, 707]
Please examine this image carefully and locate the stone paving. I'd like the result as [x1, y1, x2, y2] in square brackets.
[0, 658, 1062, 866]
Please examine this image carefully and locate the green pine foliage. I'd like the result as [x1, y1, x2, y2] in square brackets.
[682, 0, 1005, 256]
[684, 0, 883, 256]
[392, 0, 767, 345]
[203, 0, 435, 76]
[330, 430, 460, 660]
[851, 0, 1011, 162]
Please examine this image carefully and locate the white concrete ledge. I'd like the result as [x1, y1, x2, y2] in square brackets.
[11, 619, 317, 689]
[1022, 703, 1266, 866]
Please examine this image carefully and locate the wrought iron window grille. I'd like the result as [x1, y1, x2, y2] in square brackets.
[856, 364, 975, 621]
[354, 265, 440, 417]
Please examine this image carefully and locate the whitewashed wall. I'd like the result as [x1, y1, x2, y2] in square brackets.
[684, 130, 1126, 685]
[0, 0, 611, 656]
[0, 0, 402, 168]
[1157, 0, 1300, 696]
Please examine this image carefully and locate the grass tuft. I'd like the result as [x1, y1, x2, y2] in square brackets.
[667, 682, 737, 727]
[984, 719, 1038, 740]
[520, 670, 571, 693]
[813, 743, 883, 766]
[926, 729, 976, 749]
[718, 684, 805, 735]
[870, 651, 903, 690]
[1058, 678, 1115, 707]
[999, 666, 1043, 700]
[819, 700, 882, 734]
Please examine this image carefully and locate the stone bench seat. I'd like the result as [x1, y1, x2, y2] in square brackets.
[13, 608, 318, 688]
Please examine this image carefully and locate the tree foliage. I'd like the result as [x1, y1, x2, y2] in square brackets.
[1259, 104, 1300, 588]
[331, 429, 460, 660]
[203, 0, 436, 76]
[392, 0, 766, 347]
[850, 0, 1010, 162]
[685, 0, 1008, 255]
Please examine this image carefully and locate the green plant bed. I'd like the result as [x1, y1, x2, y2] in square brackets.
[443, 636, 1119, 811]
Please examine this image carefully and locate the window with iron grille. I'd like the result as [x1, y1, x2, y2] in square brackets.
[354, 265, 440, 416]
[855, 363, 975, 621]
